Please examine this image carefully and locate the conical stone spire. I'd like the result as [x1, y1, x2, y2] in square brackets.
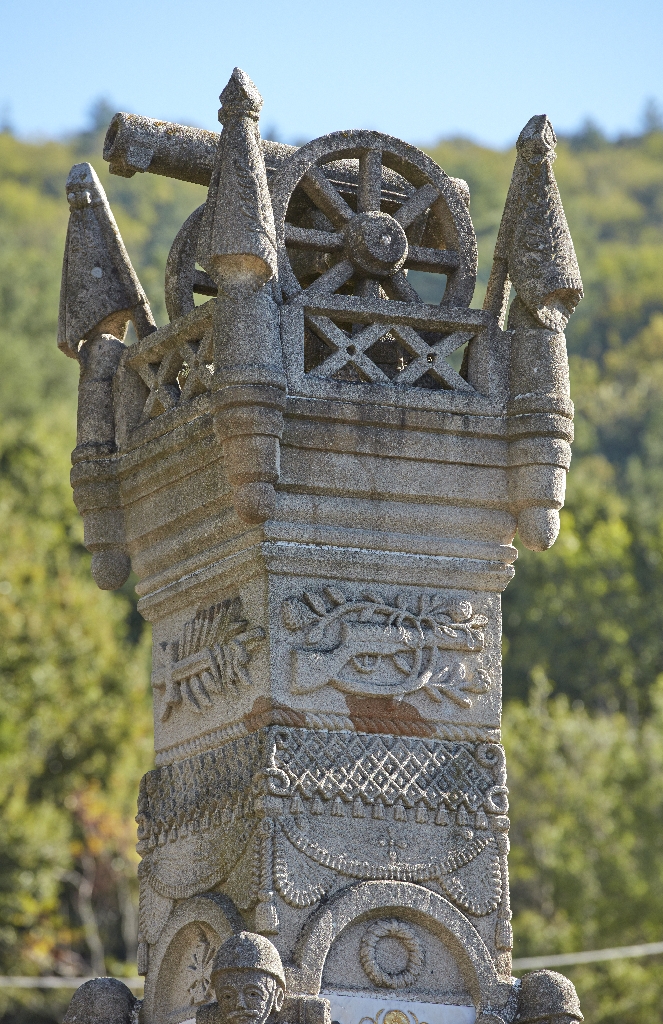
[197, 68, 278, 285]
[485, 115, 583, 331]
[196, 69, 286, 525]
[58, 162, 155, 357]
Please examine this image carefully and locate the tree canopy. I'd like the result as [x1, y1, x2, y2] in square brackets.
[1, 117, 663, 1022]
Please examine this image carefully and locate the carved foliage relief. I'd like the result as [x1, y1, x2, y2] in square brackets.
[282, 586, 494, 708]
[152, 597, 264, 721]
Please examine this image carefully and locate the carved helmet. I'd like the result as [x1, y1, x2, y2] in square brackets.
[517, 971, 583, 1023]
[211, 931, 286, 990]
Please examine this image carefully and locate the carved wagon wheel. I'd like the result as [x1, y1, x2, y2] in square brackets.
[164, 130, 477, 333]
[164, 205, 217, 322]
[270, 129, 477, 309]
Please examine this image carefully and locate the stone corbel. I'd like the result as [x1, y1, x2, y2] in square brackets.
[212, 378, 286, 525]
[506, 321, 574, 551]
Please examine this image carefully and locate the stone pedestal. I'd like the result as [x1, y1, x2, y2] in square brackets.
[113, 316, 523, 1022]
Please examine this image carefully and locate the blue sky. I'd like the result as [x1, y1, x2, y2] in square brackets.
[2, 0, 661, 147]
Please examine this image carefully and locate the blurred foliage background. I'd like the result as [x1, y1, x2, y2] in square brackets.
[1, 105, 663, 1022]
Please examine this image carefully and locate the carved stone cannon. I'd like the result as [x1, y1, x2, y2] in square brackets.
[58, 68, 582, 1024]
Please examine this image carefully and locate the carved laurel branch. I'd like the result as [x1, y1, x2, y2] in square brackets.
[153, 597, 264, 721]
[283, 586, 487, 646]
[283, 587, 490, 704]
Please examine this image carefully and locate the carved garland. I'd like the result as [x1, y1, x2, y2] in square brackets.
[280, 813, 495, 883]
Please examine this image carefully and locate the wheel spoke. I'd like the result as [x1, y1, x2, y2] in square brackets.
[304, 259, 354, 297]
[385, 271, 421, 303]
[284, 224, 345, 251]
[301, 166, 355, 229]
[394, 183, 440, 229]
[405, 246, 459, 274]
[358, 149, 383, 213]
[192, 268, 218, 295]
[356, 277, 382, 301]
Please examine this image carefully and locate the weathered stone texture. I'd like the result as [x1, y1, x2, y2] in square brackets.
[58, 67, 583, 1024]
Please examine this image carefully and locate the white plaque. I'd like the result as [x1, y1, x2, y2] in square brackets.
[322, 992, 476, 1024]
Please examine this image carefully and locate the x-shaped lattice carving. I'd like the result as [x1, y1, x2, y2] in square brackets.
[306, 314, 476, 391]
[274, 733, 495, 810]
[136, 329, 214, 420]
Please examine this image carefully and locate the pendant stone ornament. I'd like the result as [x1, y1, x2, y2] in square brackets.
[58, 68, 584, 1024]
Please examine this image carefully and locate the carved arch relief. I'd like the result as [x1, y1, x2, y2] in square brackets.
[141, 895, 243, 1024]
[288, 882, 517, 1018]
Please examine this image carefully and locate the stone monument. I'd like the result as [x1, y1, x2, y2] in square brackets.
[58, 68, 583, 1024]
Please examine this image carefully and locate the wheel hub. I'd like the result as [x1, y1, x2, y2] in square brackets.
[344, 211, 408, 278]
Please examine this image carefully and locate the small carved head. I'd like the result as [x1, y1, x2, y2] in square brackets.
[516, 970, 583, 1024]
[209, 932, 285, 1024]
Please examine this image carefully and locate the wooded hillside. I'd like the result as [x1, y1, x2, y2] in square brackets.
[1, 113, 663, 1023]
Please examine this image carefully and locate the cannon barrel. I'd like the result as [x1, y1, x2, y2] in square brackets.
[103, 112, 295, 186]
[102, 113, 416, 208]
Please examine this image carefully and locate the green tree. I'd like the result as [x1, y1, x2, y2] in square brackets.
[505, 682, 663, 1024]
[2, 113, 663, 1023]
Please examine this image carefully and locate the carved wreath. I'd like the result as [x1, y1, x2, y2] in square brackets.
[359, 919, 424, 989]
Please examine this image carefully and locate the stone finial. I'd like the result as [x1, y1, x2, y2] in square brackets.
[197, 932, 286, 1024]
[482, 116, 580, 553]
[516, 970, 583, 1023]
[62, 977, 138, 1024]
[58, 163, 156, 358]
[197, 68, 278, 286]
[59, 163, 142, 590]
[195, 70, 286, 525]
[218, 68, 264, 123]
[485, 115, 583, 332]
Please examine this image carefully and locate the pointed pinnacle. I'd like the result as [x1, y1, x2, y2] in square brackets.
[517, 114, 557, 165]
[218, 67, 263, 124]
